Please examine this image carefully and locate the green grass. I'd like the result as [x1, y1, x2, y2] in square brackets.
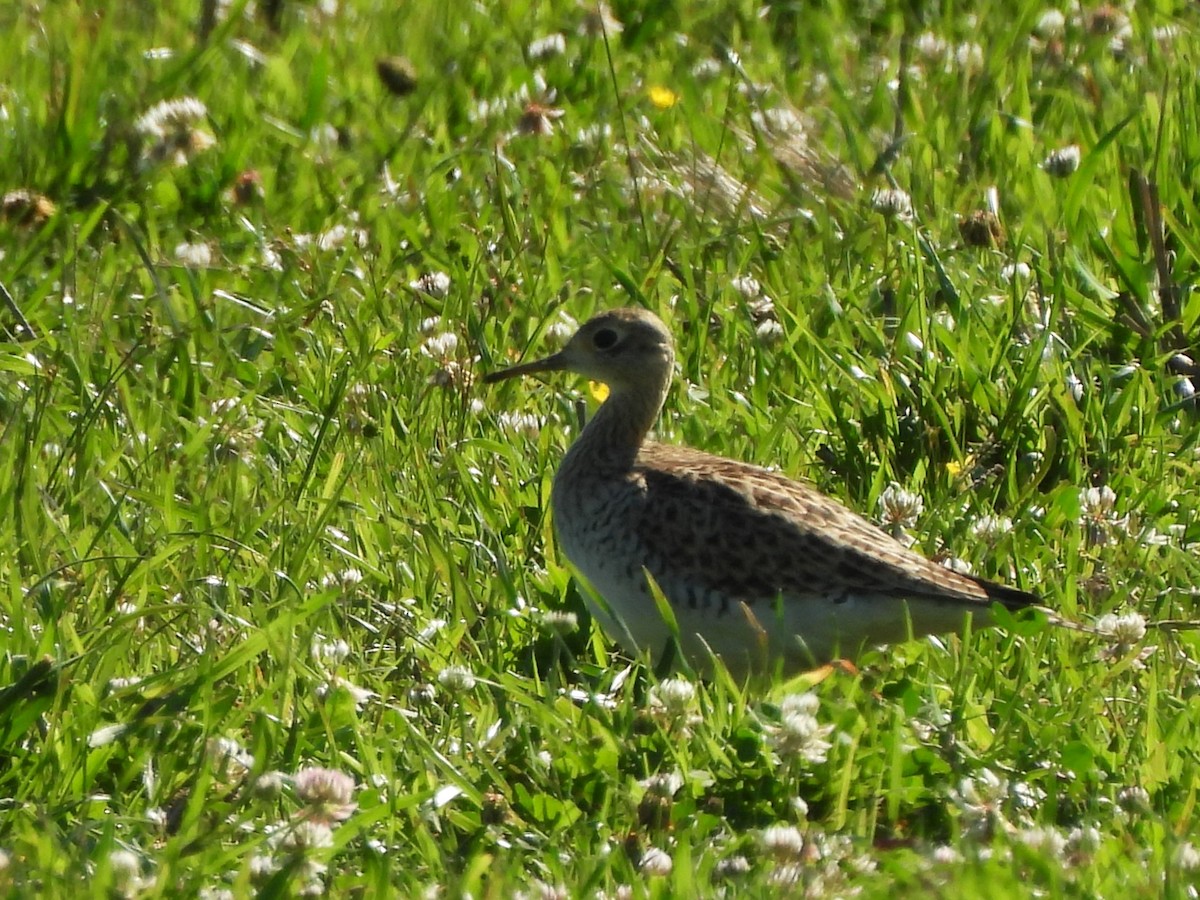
[2, 0, 1200, 895]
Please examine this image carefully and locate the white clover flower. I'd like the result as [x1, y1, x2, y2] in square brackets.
[931, 844, 961, 865]
[497, 410, 542, 439]
[251, 770, 287, 801]
[731, 274, 762, 298]
[1067, 825, 1102, 853]
[1042, 145, 1081, 177]
[540, 609, 579, 635]
[421, 331, 459, 359]
[1034, 10, 1066, 39]
[136, 96, 215, 166]
[1066, 370, 1085, 402]
[648, 677, 695, 719]
[780, 692, 820, 717]
[1014, 825, 1067, 858]
[1175, 842, 1200, 871]
[410, 271, 451, 298]
[950, 768, 1011, 838]
[1117, 785, 1151, 812]
[273, 819, 335, 854]
[760, 824, 806, 860]
[691, 58, 722, 80]
[971, 514, 1013, 541]
[879, 483, 924, 533]
[639, 847, 673, 877]
[437, 665, 477, 692]
[770, 708, 833, 764]
[870, 187, 913, 220]
[755, 319, 785, 344]
[317, 224, 361, 251]
[1079, 484, 1128, 545]
[311, 637, 351, 663]
[1000, 262, 1031, 283]
[317, 676, 374, 708]
[174, 241, 213, 268]
[207, 736, 254, 781]
[639, 770, 684, 798]
[528, 33, 566, 60]
[294, 766, 357, 822]
[954, 42, 983, 71]
[318, 568, 364, 594]
[108, 849, 147, 895]
[544, 312, 578, 348]
[713, 855, 751, 880]
[1095, 611, 1147, 644]
[914, 32, 947, 61]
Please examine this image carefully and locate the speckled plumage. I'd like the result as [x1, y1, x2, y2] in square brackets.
[486, 308, 1037, 679]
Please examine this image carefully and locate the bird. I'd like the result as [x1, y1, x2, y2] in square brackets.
[484, 307, 1040, 680]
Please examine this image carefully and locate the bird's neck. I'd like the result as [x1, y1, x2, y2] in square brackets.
[564, 378, 669, 473]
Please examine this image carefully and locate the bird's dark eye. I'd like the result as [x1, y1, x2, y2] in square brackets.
[592, 328, 619, 350]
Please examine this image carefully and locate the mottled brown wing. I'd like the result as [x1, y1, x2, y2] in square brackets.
[633, 443, 1038, 610]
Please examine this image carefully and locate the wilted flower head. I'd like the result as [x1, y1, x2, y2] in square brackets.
[2, 189, 56, 228]
[294, 766, 358, 822]
[136, 97, 215, 167]
[1042, 145, 1081, 177]
[580, 2, 623, 37]
[376, 56, 418, 96]
[959, 209, 1005, 248]
[870, 187, 913, 221]
[517, 101, 565, 136]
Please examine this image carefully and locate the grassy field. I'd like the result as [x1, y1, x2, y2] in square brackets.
[2, 0, 1200, 895]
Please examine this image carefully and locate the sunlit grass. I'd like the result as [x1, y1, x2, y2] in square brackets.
[2, 0, 1200, 895]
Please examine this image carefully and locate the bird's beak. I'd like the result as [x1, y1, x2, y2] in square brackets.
[483, 351, 570, 384]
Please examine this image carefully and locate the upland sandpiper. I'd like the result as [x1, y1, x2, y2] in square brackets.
[485, 308, 1037, 679]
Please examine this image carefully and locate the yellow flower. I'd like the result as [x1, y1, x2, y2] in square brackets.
[648, 86, 677, 109]
[945, 460, 963, 477]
